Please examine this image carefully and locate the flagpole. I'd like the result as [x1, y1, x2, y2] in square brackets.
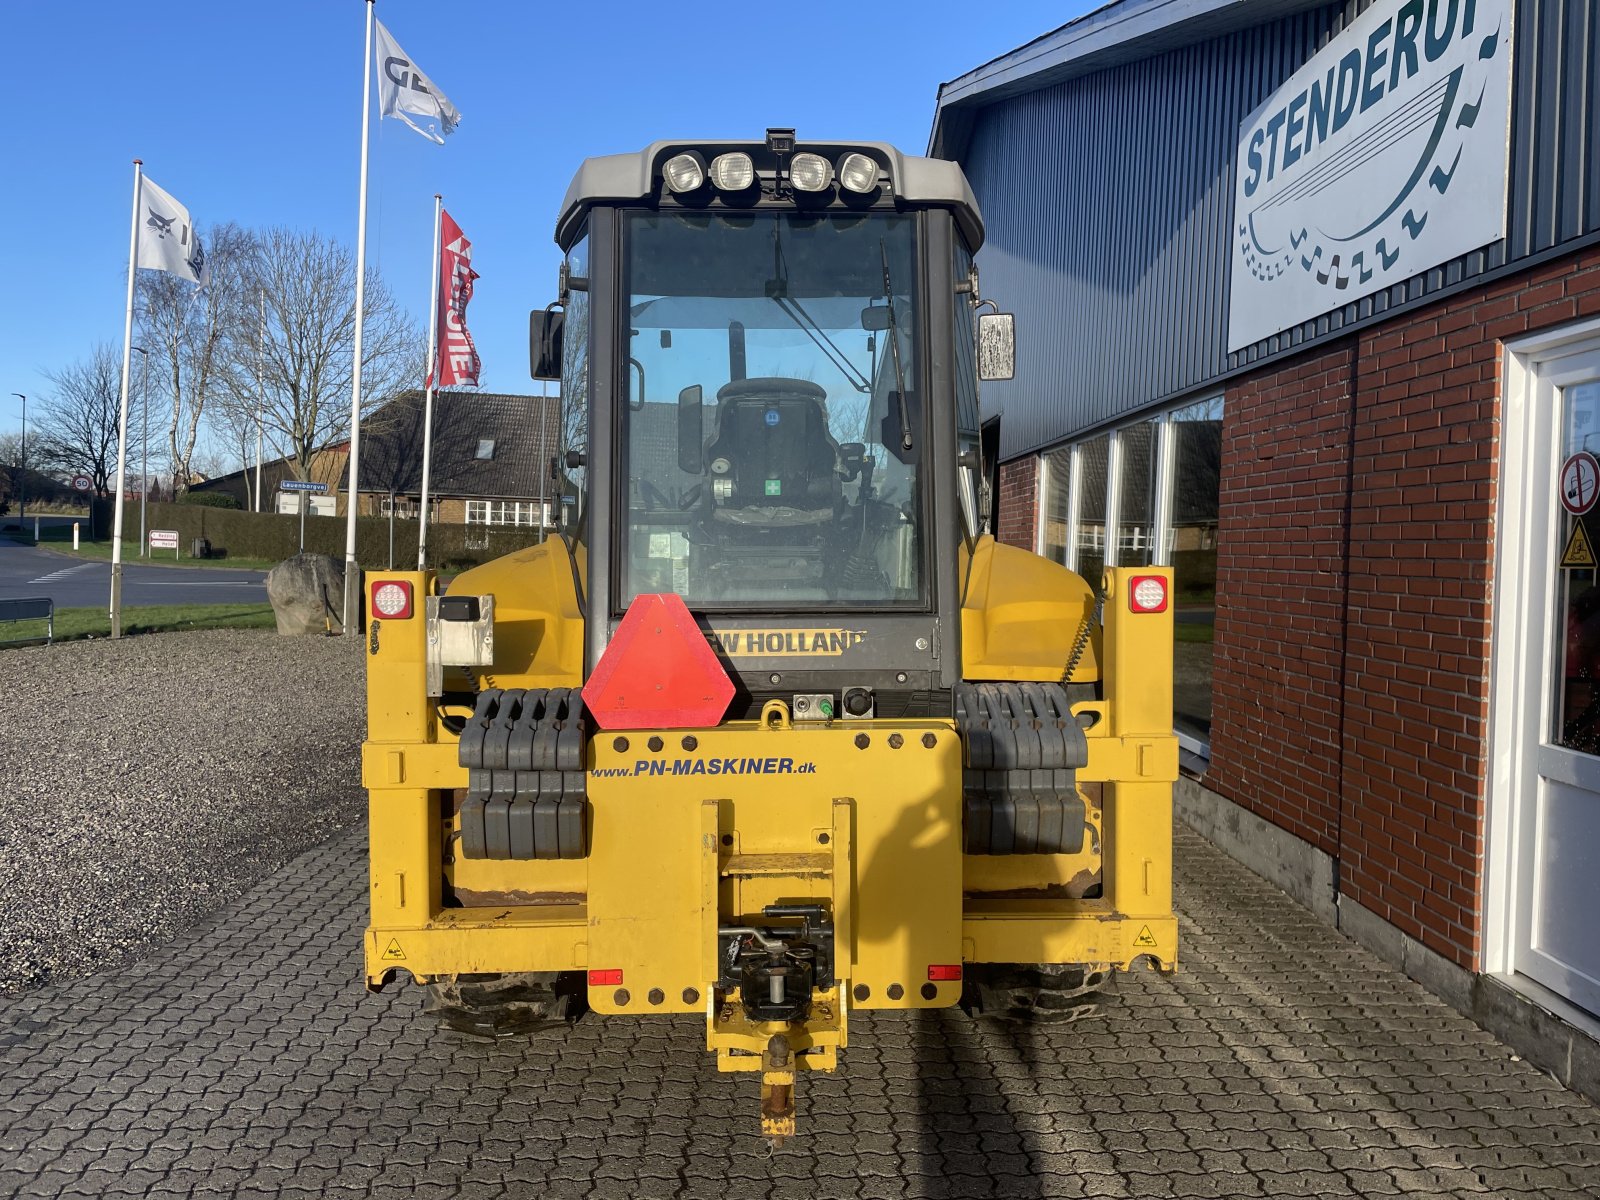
[418, 194, 443, 570]
[110, 159, 143, 640]
[255, 291, 265, 513]
[342, 0, 376, 634]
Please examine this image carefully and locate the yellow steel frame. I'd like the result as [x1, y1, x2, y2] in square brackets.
[362, 565, 1177, 1135]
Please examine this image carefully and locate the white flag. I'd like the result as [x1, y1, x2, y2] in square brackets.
[375, 20, 460, 144]
[136, 178, 210, 287]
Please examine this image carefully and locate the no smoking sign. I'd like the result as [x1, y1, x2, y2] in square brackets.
[1561, 451, 1600, 515]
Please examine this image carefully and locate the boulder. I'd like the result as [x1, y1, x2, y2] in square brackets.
[266, 553, 353, 635]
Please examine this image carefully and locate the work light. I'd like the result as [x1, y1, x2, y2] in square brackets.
[837, 152, 878, 193]
[789, 152, 833, 192]
[663, 152, 706, 193]
[710, 152, 755, 191]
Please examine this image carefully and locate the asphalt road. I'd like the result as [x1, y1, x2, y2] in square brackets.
[0, 538, 267, 609]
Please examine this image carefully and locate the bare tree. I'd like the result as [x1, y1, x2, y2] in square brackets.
[217, 227, 419, 485]
[0, 432, 23, 512]
[31, 344, 143, 497]
[138, 222, 255, 495]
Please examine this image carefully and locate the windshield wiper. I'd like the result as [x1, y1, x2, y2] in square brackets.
[880, 239, 912, 453]
[767, 226, 872, 393]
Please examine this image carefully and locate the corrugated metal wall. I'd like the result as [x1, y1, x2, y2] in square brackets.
[963, 0, 1600, 460]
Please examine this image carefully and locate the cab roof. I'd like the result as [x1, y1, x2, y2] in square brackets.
[554, 138, 984, 252]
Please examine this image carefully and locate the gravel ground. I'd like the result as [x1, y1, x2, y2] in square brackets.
[0, 629, 366, 994]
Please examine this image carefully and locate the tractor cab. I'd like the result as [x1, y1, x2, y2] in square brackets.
[530, 131, 1009, 711]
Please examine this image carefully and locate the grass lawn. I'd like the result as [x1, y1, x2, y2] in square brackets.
[1174, 622, 1215, 644]
[1, 604, 277, 646]
[29, 533, 283, 572]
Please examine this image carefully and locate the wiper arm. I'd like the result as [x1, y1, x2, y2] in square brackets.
[768, 226, 872, 393]
[880, 239, 912, 453]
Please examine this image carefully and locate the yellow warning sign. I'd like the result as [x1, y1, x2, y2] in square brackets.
[1133, 925, 1158, 948]
[1563, 522, 1597, 569]
[381, 939, 407, 961]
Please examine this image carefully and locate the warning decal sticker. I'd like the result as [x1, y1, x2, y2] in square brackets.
[1133, 925, 1159, 949]
[381, 939, 407, 961]
[1562, 522, 1597, 569]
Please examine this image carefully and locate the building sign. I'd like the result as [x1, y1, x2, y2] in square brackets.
[1228, 0, 1513, 351]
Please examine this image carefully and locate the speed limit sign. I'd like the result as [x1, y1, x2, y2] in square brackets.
[71, 475, 91, 492]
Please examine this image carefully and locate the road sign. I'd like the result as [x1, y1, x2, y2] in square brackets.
[71, 475, 91, 492]
[280, 480, 327, 493]
[1561, 452, 1600, 515]
[149, 529, 179, 550]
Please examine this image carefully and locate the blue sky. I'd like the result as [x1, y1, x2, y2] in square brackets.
[0, 0, 1098, 459]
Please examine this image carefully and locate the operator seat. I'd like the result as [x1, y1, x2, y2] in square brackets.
[704, 377, 841, 525]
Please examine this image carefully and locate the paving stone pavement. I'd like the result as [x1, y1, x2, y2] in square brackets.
[2, 825, 1598, 1200]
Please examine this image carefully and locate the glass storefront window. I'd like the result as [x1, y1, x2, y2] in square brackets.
[1170, 396, 1222, 744]
[1116, 419, 1159, 567]
[1041, 445, 1073, 564]
[1029, 396, 1221, 751]
[1076, 435, 1109, 587]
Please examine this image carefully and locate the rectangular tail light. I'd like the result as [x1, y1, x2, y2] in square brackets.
[927, 964, 963, 982]
[588, 969, 623, 986]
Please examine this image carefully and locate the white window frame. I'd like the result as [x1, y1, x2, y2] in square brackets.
[1488, 315, 1600, 990]
[465, 499, 552, 528]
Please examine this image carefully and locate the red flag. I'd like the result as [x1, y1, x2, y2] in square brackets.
[432, 210, 481, 387]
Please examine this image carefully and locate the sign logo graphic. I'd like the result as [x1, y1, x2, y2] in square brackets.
[1229, 0, 1513, 350]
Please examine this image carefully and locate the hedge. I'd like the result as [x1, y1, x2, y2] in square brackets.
[130, 499, 546, 570]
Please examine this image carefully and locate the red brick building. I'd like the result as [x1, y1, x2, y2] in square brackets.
[935, 0, 1600, 1100]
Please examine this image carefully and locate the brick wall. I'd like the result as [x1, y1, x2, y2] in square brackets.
[1208, 245, 1600, 969]
[1206, 342, 1357, 858]
[996, 456, 1038, 548]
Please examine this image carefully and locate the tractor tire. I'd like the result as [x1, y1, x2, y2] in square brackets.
[424, 971, 585, 1039]
[962, 963, 1113, 1025]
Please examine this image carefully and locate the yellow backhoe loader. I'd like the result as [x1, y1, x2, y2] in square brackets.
[362, 131, 1177, 1143]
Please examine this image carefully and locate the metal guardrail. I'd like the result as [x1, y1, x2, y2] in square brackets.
[0, 596, 54, 645]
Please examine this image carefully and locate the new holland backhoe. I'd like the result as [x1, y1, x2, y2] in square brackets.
[362, 131, 1177, 1142]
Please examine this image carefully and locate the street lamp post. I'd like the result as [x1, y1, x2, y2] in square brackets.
[131, 347, 148, 556]
[8, 394, 23, 525]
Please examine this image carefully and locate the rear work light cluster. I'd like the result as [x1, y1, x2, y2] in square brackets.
[371, 580, 414, 620]
[662, 149, 881, 196]
[1128, 575, 1169, 614]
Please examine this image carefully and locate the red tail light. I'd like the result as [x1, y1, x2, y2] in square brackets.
[588, 969, 623, 986]
[371, 580, 414, 619]
[1128, 575, 1168, 613]
[927, 964, 963, 982]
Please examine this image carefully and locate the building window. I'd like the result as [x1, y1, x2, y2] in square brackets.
[379, 495, 420, 519]
[465, 499, 550, 527]
[1076, 434, 1110, 586]
[1115, 418, 1160, 567]
[1041, 444, 1073, 565]
[1169, 396, 1222, 749]
[476, 439, 495, 461]
[1029, 394, 1222, 755]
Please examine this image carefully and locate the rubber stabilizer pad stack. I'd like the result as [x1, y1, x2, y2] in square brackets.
[457, 688, 589, 859]
[954, 682, 1090, 855]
